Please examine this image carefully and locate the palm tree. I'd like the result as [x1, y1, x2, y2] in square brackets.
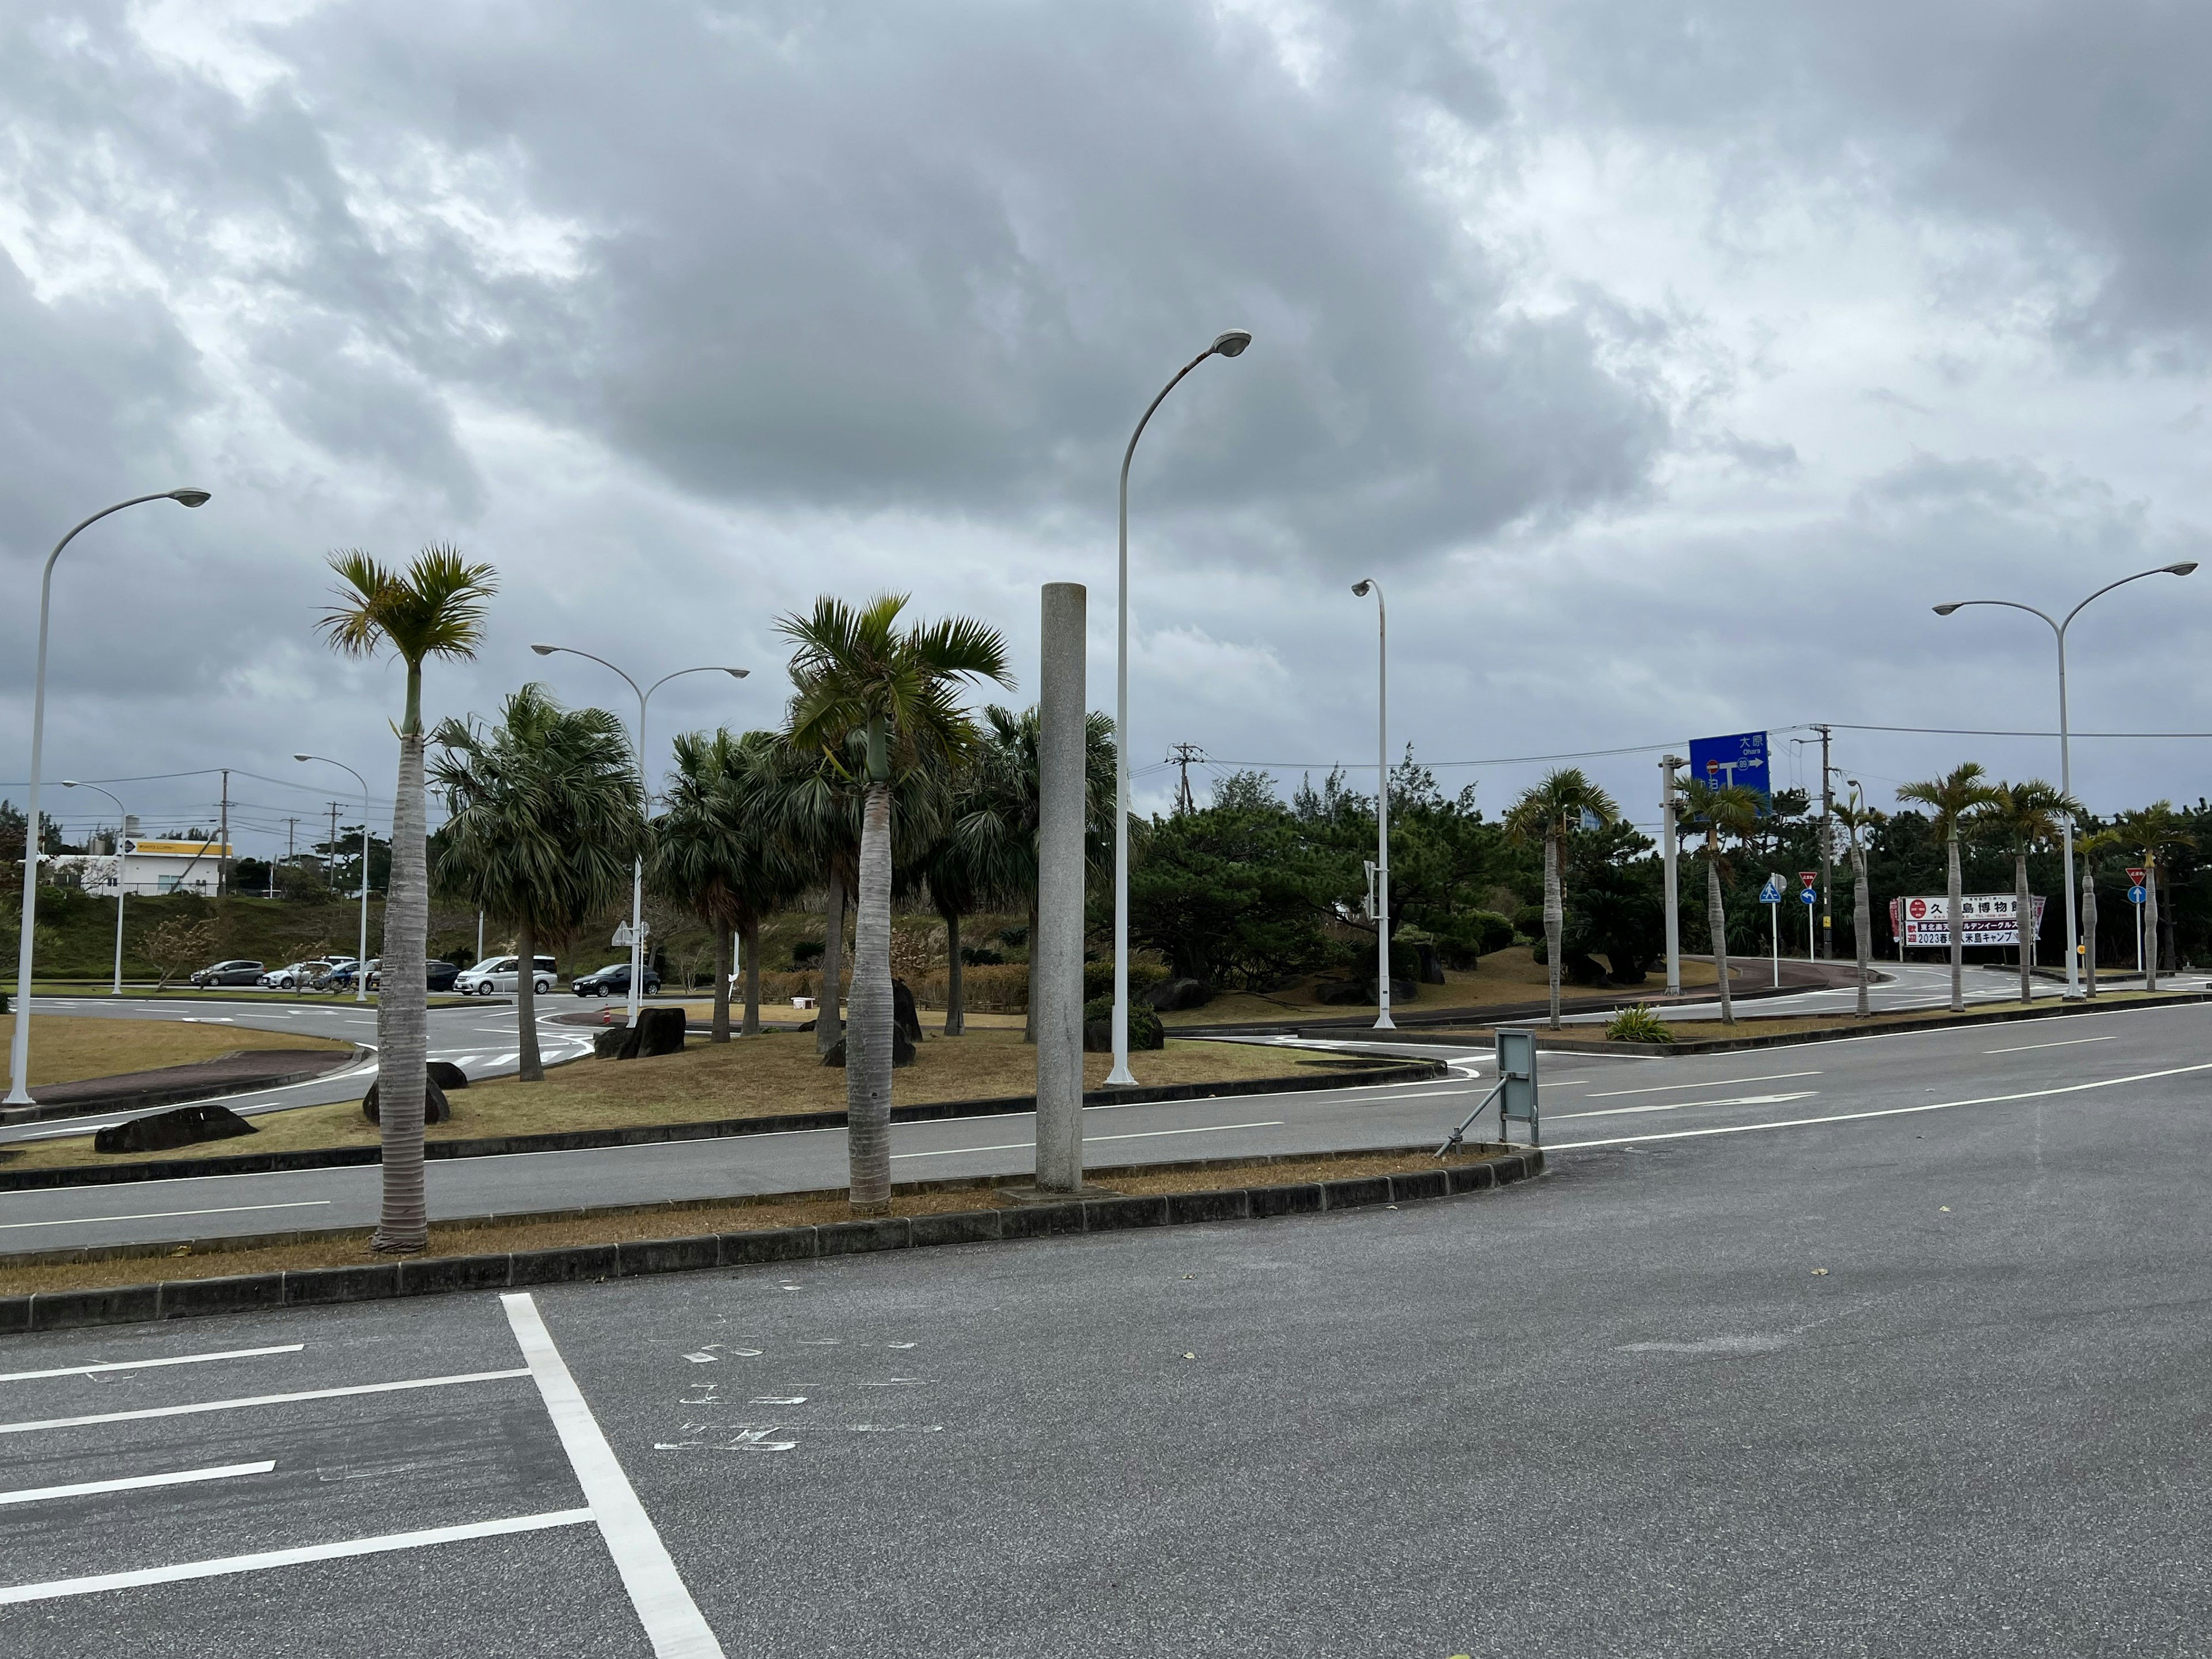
[782, 594, 1013, 1213]
[1502, 768, 1620, 1029]
[1896, 763, 1998, 1013]
[1677, 778, 1763, 1025]
[772, 748, 862, 1054]
[431, 684, 643, 1077]
[2074, 823, 2127, 997]
[650, 729, 801, 1040]
[2111, 801, 2193, 990]
[1832, 794, 1886, 1018]
[319, 546, 497, 1254]
[1971, 781, 2082, 1005]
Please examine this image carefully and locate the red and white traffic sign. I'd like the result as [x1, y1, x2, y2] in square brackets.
[2127, 867, 2146, 885]
[1800, 872, 1817, 887]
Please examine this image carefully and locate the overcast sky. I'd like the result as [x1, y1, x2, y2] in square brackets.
[6, 0, 2212, 859]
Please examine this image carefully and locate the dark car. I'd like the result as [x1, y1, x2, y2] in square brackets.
[571, 961, 662, 997]
[189, 959, 264, 987]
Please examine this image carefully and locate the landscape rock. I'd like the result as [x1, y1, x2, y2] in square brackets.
[1311, 980, 1368, 1006]
[427, 1060, 469, 1090]
[1144, 977, 1214, 1012]
[95, 1103, 259, 1155]
[1411, 942, 1448, 986]
[361, 1080, 452, 1126]
[594, 1007, 689, 1060]
[821, 1028, 916, 1068]
[892, 978, 924, 1042]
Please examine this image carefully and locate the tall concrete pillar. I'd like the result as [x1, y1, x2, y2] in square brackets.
[1035, 582, 1088, 1191]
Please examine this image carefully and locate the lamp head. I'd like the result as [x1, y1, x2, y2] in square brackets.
[1351, 580, 1373, 597]
[62, 779, 79, 789]
[1210, 329, 1253, 359]
[2166, 562, 2199, 576]
[293, 753, 313, 763]
[725, 668, 750, 679]
[1932, 603, 1962, 616]
[531, 643, 556, 656]
[169, 488, 211, 508]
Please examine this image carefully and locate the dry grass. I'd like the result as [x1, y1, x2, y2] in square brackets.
[0, 1015, 351, 1087]
[0, 1144, 1506, 1299]
[3, 1031, 1336, 1170]
[1160, 946, 1723, 1027]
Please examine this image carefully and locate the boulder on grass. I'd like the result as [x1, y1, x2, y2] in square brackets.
[595, 1007, 688, 1060]
[96, 1103, 258, 1155]
[891, 978, 924, 1043]
[1311, 979, 1368, 1006]
[593, 1027, 629, 1059]
[821, 1028, 916, 1068]
[427, 1060, 469, 1090]
[1144, 977, 1214, 1012]
[361, 1079, 451, 1126]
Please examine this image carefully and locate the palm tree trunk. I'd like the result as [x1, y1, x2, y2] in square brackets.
[709, 924, 731, 1043]
[1945, 825, 1964, 1013]
[1851, 838, 1871, 1018]
[1706, 843, 1733, 1026]
[942, 909, 965, 1036]
[372, 686, 430, 1255]
[1543, 827, 1563, 1031]
[816, 868, 846, 1054]
[848, 781, 894, 1213]
[2015, 850, 2033, 1005]
[514, 914, 543, 1082]
[740, 916, 762, 1036]
[2145, 858, 2161, 991]
[2081, 859, 2098, 998]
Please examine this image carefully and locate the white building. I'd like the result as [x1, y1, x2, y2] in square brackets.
[41, 838, 231, 897]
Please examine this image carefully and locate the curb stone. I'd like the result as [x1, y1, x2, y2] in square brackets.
[0, 1147, 1542, 1335]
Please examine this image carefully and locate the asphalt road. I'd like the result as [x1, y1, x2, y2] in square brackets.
[1567, 957, 2212, 1025]
[6, 1001, 2208, 1259]
[3, 999, 2210, 1653]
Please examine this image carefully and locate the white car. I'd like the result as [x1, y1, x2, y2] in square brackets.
[454, 954, 558, 995]
[261, 959, 337, 991]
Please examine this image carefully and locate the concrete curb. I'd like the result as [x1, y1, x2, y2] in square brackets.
[0, 1145, 1544, 1335]
[0, 1058, 1449, 1192]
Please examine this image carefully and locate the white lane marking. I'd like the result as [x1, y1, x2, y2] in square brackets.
[1551, 1091, 1818, 1122]
[1583, 1071, 1822, 1099]
[0, 1369, 531, 1437]
[0, 1200, 331, 1232]
[1984, 1034, 2122, 1054]
[0, 1460, 275, 1508]
[1547, 1062, 2212, 1151]
[0, 1343, 304, 1384]
[0, 1508, 593, 1605]
[503, 1293, 725, 1658]
[891, 1120, 1286, 1160]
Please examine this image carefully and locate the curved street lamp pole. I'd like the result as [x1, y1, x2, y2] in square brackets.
[1352, 579, 1393, 1030]
[531, 646, 748, 1027]
[7, 487, 210, 1107]
[1109, 329, 1252, 1086]
[295, 755, 373, 1002]
[1933, 560, 2198, 999]
[60, 781, 128, 995]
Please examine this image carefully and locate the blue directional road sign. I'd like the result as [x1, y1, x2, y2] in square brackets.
[1688, 730, 1770, 800]
[1758, 878, 1783, 904]
[1800, 887, 1817, 904]
[2129, 884, 2147, 904]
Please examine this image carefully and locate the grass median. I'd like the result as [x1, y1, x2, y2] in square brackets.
[2, 1030, 1371, 1171]
[0, 1015, 353, 1088]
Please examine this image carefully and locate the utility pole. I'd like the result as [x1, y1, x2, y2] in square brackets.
[283, 819, 298, 899]
[216, 768, 230, 898]
[1167, 743, 1204, 815]
[327, 801, 341, 890]
[1816, 724, 1834, 960]
[1660, 755, 1684, 995]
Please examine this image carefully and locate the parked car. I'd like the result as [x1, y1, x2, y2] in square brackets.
[188, 959, 264, 988]
[362, 960, 459, 993]
[310, 958, 360, 991]
[454, 954, 557, 995]
[571, 962, 662, 997]
[262, 959, 338, 991]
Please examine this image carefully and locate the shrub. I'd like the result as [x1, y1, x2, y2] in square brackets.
[1082, 959, 1168, 1001]
[1605, 1004, 1673, 1043]
[961, 946, 1004, 965]
[1510, 903, 1545, 941]
[1083, 995, 1163, 1050]
[790, 938, 825, 968]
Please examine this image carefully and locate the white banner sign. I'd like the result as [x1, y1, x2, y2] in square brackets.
[1892, 893, 2047, 949]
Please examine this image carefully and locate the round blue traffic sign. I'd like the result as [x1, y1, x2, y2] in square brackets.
[1799, 887, 1817, 904]
[2128, 884, 2147, 904]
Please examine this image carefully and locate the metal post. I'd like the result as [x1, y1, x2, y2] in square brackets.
[1770, 896, 1778, 988]
[1035, 582, 1089, 1190]
[1817, 724, 1833, 959]
[1660, 756, 1682, 996]
[1111, 331, 1250, 1089]
[1354, 579, 1392, 1030]
[8, 488, 206, 1106]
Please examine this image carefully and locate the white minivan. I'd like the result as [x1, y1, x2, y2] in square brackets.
[454, 954, 557, 995]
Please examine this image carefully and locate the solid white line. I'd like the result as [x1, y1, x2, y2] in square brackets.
[0, 1460, 275, 1508]
[891, 1120, 1287, 1160]
[0, 1368, 531, 1437]
[0, 1507, 593, 1604]
[1584, 1070, 1821, 1099]
[503, 1294, 725, 1658]
[0, 1200, 331, 1233]
[1551, 1091, 1818, 1122]
[0, 1343, 304, 1384]
[1985, 1034, 2121, 1054]
[1546, 1061, 2212, 1151]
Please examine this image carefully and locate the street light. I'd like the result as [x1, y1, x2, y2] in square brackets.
[1351, 579, 1393, 1031]
[1932, 561, 2197, 999]
[7, 487, 210, 1107]
[295, 755, 373, 1002]
[531, 645, 749, 1027]
[1109, 329, 1252, 1086]
[60, 781, 128, 996]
